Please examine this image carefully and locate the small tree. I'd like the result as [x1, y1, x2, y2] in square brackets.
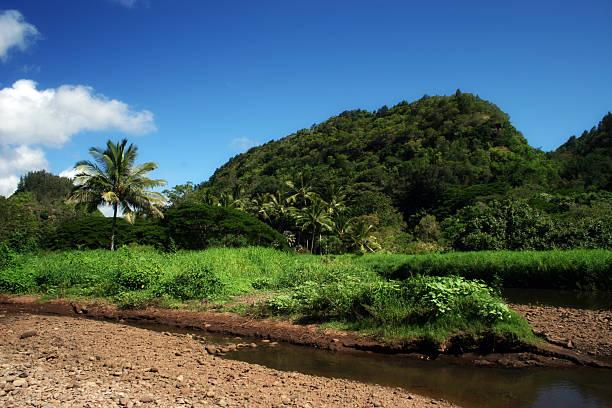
[68, 139, 166, 250]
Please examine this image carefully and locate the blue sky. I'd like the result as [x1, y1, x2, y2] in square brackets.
[0, 0, 610, 197]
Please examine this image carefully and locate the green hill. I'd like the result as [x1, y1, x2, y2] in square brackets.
[551, 112, 612, 191]
[204, 91, 556, 221]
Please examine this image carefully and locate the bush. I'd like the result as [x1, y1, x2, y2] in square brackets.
[0, 242, 17, 270]
[157, 264, 223, 300]
[45, 217, 166, 250]
[164, 203, 289, 250]
[115, 290, 158, 310]
[264, 273, 523, 342]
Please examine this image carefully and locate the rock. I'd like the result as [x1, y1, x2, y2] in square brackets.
[177, 375, 184, 382]
[18, 372, 28, 378]
[146, 367, 158, 373]
[249, 343, 257, 348]
[205, 345, 217, 354]
[140, 395, 155, 403]
[12, 378, 27, 387]
[567, 340, 575, 349]
[206, 391, 215, 398]
[19, 330, 37, 339]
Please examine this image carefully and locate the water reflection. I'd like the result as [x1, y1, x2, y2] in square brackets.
[226, 342, 612, 408]
[503, 288, 612, 310]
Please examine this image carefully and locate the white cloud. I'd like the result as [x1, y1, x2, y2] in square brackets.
[0, 144, 48, 197]
[230, 137, 256, 152]
[0, 10, 39, 62]
[0, 79, 156, 197]
[0, 80, 156, 146]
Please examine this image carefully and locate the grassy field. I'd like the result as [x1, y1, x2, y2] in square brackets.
[2, 246, 608, 344]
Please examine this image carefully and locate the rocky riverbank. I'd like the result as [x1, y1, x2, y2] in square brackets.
[2, 295, 610, 368]
[0, 311, 458, 408]
[510, 303, 612, 358]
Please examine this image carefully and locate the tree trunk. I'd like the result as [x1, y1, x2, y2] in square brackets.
[110, 203, 118, 251]
[311, 227, 316, 254]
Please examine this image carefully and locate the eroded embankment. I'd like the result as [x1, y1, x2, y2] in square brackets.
[1, 295, 610, 369]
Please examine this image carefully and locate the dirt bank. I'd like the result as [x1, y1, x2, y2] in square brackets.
[0, 311, 459, 408]
[1, 295, 610, 369]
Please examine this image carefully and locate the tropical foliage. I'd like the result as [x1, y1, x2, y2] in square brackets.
[68, 139, 167, 250]
[156, 94, 611, 254]
[1, 94, 610, 255]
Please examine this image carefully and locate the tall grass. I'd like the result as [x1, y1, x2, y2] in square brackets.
[354, 250, 612, 291]
[1, 246, 608, 343]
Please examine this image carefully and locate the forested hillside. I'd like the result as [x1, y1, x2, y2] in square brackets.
[0, 171, 89, 251]
[186, 91, 610, 253]
[551, 112, 612, 191]
[2, 93, 610, 254]
[206, 91, 557, 219]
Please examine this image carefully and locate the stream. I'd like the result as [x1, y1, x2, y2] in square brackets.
[502, 288, 612, 311]
[3, 288, 612, 408]
[219, 288, 612, 408]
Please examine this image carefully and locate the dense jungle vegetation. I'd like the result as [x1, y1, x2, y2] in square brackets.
[1, 92, 610, 344]
[0, 91, 610, 255]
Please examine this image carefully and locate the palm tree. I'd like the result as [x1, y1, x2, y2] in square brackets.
[295, 197, 334, 253]
[286, 172, 317, 207]
[346, 217, 381, 253]
[68, 139, 166, 250]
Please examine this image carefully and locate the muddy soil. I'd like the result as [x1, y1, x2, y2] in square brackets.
[511, 303, 612, 357]
[0, 311, 458, 408]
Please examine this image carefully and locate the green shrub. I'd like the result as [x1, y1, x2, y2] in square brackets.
[45, 217, 166, 250]
[164, 203, 289, 250]
[0, 242, 17, 270]
[265, 273, 522, 342]
[157, 264, 223, 300]
[114, 290, 157, 310]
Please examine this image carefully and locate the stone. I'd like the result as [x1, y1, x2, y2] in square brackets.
[13, 378, 27, 387]
[118, 397, 129, 406]
[19, 330, 37, 339]
[177, 375, 184, 382]
[141, 395, 155, 403]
